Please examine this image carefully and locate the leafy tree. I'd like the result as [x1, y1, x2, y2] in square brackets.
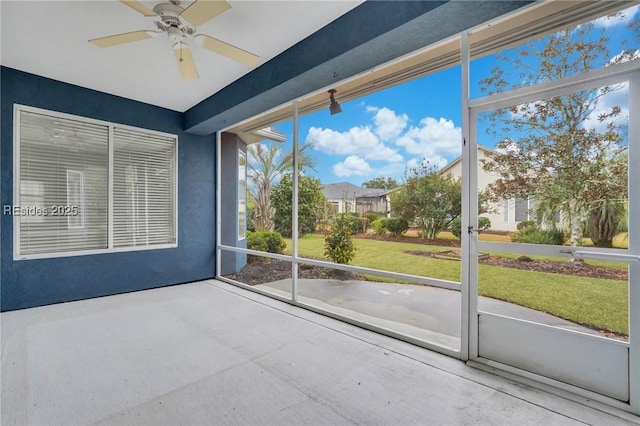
[479, 16, 636, 246]
[247, 142, 316, 232]
[391, 162, 461, 239]
[271, 173, 325, 237]
[362, 176, 399, 189]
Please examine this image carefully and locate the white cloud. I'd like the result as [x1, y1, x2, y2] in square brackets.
[333, 155, 372, 177]
[366, 106, 409, 140]
[305, 126, 403, 162]
[593, 5, 639, 28]
[405, 156, 449, 172]
[608, 49, 640, 65]
[306, 108, 463, 180]
[395, 117, 461, 158]
[494, 139, 521, 156]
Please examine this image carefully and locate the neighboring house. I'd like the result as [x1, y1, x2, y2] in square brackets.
[322, 182, 395, 217]
[439, 146, 537, 232]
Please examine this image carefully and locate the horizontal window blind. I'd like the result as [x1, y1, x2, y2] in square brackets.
[15, 106, 177, 259]
[113, 127, 176, 248]
[18, 111, 108, 255]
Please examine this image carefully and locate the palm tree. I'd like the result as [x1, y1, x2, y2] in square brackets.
[586, 198, 627, 248]
[584, 152, 628, 248]
[247, 141, 316, 232]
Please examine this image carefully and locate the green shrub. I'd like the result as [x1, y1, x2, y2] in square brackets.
[247, 231, 286, 254]
[384, 217, 409, 236]
[372, 218, 386, 235]
[517, 220, 536, 231]
[511, 226, 566, 245]
[478, 217, 492, 234]
[324, 214, 357, 264]
[362, 211, 383, 224]
[450, 217, 462, 239]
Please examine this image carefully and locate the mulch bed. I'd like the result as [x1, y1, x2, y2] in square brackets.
[224, 257, 364, 286]
[357, 233, 461, 247]
[404, 250, 627, 280]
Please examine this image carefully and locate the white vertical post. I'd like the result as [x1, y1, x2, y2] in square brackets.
[215, 131, 222, 278]
[144, 165, 149, 246]
[628, 72, 640, 415]
[460, 32, 471, 361]
[468, 106, 479, 361]
[108, 126, 114, 249]
[292, 101, 299, 302]
[13, 106, 21, 259]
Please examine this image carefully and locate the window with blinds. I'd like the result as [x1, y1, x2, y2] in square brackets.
[113, 127, 176, 248]
[14, 106, 177, 259]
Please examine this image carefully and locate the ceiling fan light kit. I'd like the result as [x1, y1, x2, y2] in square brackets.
[88, 0, 259, 81]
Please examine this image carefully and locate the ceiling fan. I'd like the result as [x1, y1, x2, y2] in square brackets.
[89, 0, 260, 81]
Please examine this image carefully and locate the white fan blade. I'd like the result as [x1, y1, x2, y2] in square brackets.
[173, 43, 199, 81]
[196, 34, 259, 67]
[89, 31, 154, 48]
[181, 0, 230, 28]
[120, 0, 157, 17]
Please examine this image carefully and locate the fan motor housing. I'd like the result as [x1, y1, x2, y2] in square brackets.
[167, 26, 186, 42]
[153, 2, 195, 38]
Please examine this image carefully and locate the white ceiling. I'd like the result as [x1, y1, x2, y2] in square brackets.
[1, 1, 363, 112]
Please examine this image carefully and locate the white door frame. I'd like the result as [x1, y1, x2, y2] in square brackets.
[464, 57, 640, 413]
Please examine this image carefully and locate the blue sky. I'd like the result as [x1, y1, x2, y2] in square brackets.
[265, 5, 638, 187]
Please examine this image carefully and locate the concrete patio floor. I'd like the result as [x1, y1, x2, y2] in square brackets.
[2, 280, 638, 425]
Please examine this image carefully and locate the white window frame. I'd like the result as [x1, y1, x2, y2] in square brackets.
[13, 104, 178, 260]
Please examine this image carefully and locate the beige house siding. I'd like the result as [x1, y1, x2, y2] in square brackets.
[440, 147, 522, 232]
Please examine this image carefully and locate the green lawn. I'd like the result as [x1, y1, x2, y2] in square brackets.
[285, 234, 629, 336]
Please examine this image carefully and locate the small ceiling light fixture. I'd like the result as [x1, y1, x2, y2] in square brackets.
[328, 89, 342, 115]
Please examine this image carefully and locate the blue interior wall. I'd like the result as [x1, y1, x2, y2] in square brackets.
[1, 67, 216, 311]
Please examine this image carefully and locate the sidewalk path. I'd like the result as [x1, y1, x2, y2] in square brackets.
[257, 278, 611, 346]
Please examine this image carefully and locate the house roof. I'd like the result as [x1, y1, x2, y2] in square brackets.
[322, 182, 394, 200]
